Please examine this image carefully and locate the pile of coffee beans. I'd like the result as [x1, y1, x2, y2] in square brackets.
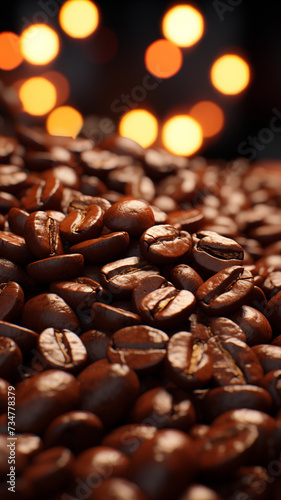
[0, 126, 281, 500]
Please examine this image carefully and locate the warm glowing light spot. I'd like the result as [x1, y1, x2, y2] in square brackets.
[19, 77, 56, 116]
[47, 106, 84, 138]
[211, 54, 250, 95]
[145, 39, 182, 79]
[189, 101, 224, 138]
[59, 0, 99, 38]
[0, 32, 23, 70]
[42, 71, 70, 106]
[162, 5, 204, 47]
[162, 115, 203, 156]
[119, 110, 158, 148]
[20, 24, 59, 65]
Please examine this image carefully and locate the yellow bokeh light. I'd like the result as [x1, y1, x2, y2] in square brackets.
[189, 101, 224, 138]
[211, 54, 250, 95]
[20, 24, 59, 65]
[162, 5, 204, 47]
[145, 39, 183, 79]
[119, 110, 158, 148]
[162, 115, 203, 156]
[59, 0, 99, 38]
[46, 106, 84, 138]
[19, 77, 56, 116]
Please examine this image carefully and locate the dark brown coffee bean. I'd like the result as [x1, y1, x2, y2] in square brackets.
[101, 257, 159, 299]
[7, 207, 29, 237]
[21, 293, 80, 334]
[0, 136, 16, 161]
[0, 258, 36, 295]
[70, 231, 130, 265]
[170, 264, 204, 294]
[80, 330, 110, 363]
[0, 433, 43, 477]
[50, 277, 101, 316]
[0, 231, 32, 265]
[0, 337, 22, 381]
[89, 477, 149, 500]
[22, 175, 63, 212]
[23, 210, 64, 259]
[44, 411, 103, 454]
[60, 204, 103, 243]
[92, 302, 141, 334]
[192, 231, 244, 275]
[26, 253, 84, 283]
[0, 378, 9, 414]
[128, 429, 197, 500]
[196, 266, 254, 316]
[0, 321, 38, 353]
[78, 362, 140, 427]
[102, 424, 157, 456]
[129, 387, 196, 432]
[272, 335, 281, 346]
[229, 305, 273, 346]
[262, 271, 281, 299]
[140, 224, 192, 265]
[104, 199, 155, 237]
[262, 370, 281, 411]
[0, 281, 24, 323]
[167, 208, 205, 233]
[139, 287, 196, 329]
[132, 275, 172, 315]
[190, 315, 247, 343]
[252, 345, 281, 373]
[37, 327, 87, 372]
[179, 484, 223, 500]
[265, 290, 281, 333]
[107, 325, 168, 373]
[62, 190, 111, 214]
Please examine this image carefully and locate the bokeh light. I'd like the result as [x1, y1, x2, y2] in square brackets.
[162, 115, 203, 156]
[20, 24, 59, 65]
[211, 54, 250, 95]
[119, 110, 158, 148]
[59, 0, 99, 38]
[42, 71, 70, 106]
[162, 5, 204, 47]
[189, 101, 224, 138]
[0, 32, 23, 70]
[47, 106, 84, 138]
[145, 39, 183, 79]
[19, 77, 56, 116]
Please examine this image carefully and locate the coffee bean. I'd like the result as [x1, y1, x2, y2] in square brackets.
[229, 305, 273, 346]
[70, 231, 130, 265]
[37, 327, 87, 372]
[102, 424, 157, 456]
[0, 337, 22, 381]
[7, 207, 29, 237]
[22, 175, 63, 212]
[89, 477, 149, 500]
[60, 204, 103, 243]
[0, 321, 38, 353]
[262, 370, 281, 411]
[24, 210, 64, 259]
[80, 330, 110, 363]
[26, 253, 84, 283]
[0, 281, 24, 323]
[0, 231, 32, 265]
[170, 264, 204, 294]
[50, 277, 100, 315]
[179, 484, 223, 500]
[92, 302, 141, 334]
[104, 199, 155, 237]
[252, 344, 281, 373]
[190, 315, 247, 343]
[132, 275, 172, 315]
[140, 224, 192, 265]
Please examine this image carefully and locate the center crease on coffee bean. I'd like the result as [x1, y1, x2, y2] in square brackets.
[54, 330, 72, 364]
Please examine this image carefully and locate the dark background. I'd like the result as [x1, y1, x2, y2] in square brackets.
[1, 0, 281, 160]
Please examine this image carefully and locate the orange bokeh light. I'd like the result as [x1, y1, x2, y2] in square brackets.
[189, 101, 224, 138]
[145, 39, 183, 79]
[42, 71, 70, 106]
[46, 106, 84, 138]
[20, 24, 59, 65]
[0, 32, 23, 70]
[211, 54, 250, 95]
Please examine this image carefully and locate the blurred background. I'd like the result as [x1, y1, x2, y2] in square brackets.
[0, 0, 280, 160]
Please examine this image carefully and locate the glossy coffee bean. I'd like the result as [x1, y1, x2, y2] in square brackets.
[91, 302, 141, 334]
[102, 424, 157, 456]
[167, 208, 205, 233]
[22, 175, 63, 212]
[104, 199, 155, 237]
[229, 305, 272, 346]
[0, 337, 22, 381]
[0, 378, 9, 414]
[129, 387, 196, 432]
[44, 411, 103, 454]
[0, 433, 43, 476]
[60, 204, 103, 243]
[265, 290, 281, 332]
[37, 327, 87, 372]
[70, 231, 130, 265]
[179, 484, 223, 500]
[165, 332, 213, 390]
[89, 477, 149, 500]
[196, 266, 254, 316]
[262, 370, 281, 411]
[78, 362, 140, 427]
[252, 345, 281, 373]
[80, 330, 110, 363]
[101, 257, 159, 299]
[26, 253, 84, 283]
[23, 210, 64, 259]
[0, 281, 24, 322]
[192, 231, 244, 275]
[190, 315, 247, 343]
[0, 258, 36, 295]
[0, 231, 32, 265]
[140, 224, 192, 265]
[107, 325, 169, 373]
[50, 277, 100, 315]
[132, 275, 172, 315]
[262, 271, 281, 299]
[21, 293, 80, 334]
[170, 264, 204, 294]
[139, 287, 196, 329]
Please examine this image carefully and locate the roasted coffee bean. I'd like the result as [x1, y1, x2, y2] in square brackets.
[0, 321, 38, 353]
[0, 231, 31, 265]
[165, 332, 213, 390]
[70, 231, 130, 265]
[170, 264, 204, 294]
[229, 305, 273, 346]
[0, 337, 22, 381]
[139, 287, 196, 329]
[7, 207, 29, 236]
[213, 465, 275, 500]
[128, 429, 197, 500]
[102, 424, 157, 456]
[89, 477, 149, 500]
[23, 210, 64, 259]
[21, 293, 80, 334]
[0, 281, 24, 322]
[205, 385, 273, 422]
[167, 208, 205, 233]
[60, 204, 103, 243]
[192, 231, 244, 275]
[190, 315, 247, 343]
[196, 422, 259, 476]
[129, 387, 196, 432]
[262, 271, 281, 299]
[208, 336, 263, 386]
[179, 484, 223, 500]
[0, 258, 36, 295]
[265, 290, 281, 332]
[101, 256, 159, 299]
[50, 277, 100, 315]
[107, 325, 168, 373]
[0, 433, 43, 476]
[272, 335, 281, 346]
[247, 285, 267, 313]
[37, 327, 87, 372]
[80, 330, 110, 363]
[132, 275, 172, 315]
[26, 253, 84, 283]
[62, 190, 111, 214]
[92, 302, 141, 334]
[78, 362, 140, 427]
[262, 370, 281, 411]
[196, 266, 254, 316]
[252, 345, 281, 373]
[0, 378, 9, 414]
[44, 411, 103, 454]
[140, 224, 192, 265]
[104, 199, 155, 237]
[22, 175, 63, 212]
